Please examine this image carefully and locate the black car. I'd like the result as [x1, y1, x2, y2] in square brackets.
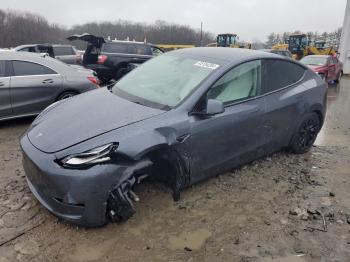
[259, 49, 292, 58]
[21, 48, 326, 227]
[67, 33, 164, 83]
[14, 44, 81, 65]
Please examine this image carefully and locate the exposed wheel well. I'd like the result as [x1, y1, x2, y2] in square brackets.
[312, 109, 324, 127]
[143, 146, 187, 201]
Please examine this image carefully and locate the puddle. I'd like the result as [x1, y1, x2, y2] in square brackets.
[168, 228, 211, 250]
[68, 239, 115, 262]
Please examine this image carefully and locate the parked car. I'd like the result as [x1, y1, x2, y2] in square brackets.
[300, 55, 343, 83]
[67, 33, 164, 83]
[21, 48, 326, 227]
[14, 44, 82, 65]
[0, 51, 99, 121]
[259, 49, 292, 58]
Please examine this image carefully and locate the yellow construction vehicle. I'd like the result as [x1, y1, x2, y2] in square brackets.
[272, 34, 336, 60]
[207, 33, 251, 49]
[309, 40, 336, 56]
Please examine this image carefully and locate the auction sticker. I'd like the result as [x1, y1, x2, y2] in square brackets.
[194, 61, 220, 70]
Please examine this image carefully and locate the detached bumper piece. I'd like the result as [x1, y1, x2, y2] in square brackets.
[108, 176, 137, 222]
[107, 159, 152, 222]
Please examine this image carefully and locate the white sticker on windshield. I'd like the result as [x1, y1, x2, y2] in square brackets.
[194, 61, 220, 70]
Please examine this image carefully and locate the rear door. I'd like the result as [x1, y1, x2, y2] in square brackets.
[9, 60, 63, 115]
[53, 46, 77, 64]
[261, 59, 307, 152]
[328, 57, 337, 81]
[0, 60, 12, 119]
[331, 57, 341, 79]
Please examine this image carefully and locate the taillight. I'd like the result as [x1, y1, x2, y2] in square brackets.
[97, 55, 108, 64]
[87, 76, 100, 86]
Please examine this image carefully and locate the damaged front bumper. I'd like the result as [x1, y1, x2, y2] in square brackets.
[20, 135, 150, 227]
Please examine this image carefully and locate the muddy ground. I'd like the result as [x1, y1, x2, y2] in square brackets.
[0, 78, 350, 262]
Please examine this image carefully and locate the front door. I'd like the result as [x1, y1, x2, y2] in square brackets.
[9, 60, 63, 115]
[0, 60, 12, 119]
[189, 60, 267, 183]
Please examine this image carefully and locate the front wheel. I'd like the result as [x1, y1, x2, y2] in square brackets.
[289, 113, 321, 154]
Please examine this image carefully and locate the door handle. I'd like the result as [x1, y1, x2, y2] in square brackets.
[0, 82, 4, 87]
[42, 79, 54, 84]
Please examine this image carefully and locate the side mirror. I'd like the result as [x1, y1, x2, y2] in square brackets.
[206, 99, 224, 115]
[192, 99, 224, 117]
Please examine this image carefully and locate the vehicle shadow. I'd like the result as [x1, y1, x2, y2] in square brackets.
[0, 116, 35, 128]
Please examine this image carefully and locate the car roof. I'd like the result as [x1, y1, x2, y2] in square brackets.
[104, 41, 155, 47]
[0, 51, 73, 73]
[14, 44, 73, 49]
[169, 47, 282, 65]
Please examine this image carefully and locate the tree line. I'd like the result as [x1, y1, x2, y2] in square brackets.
[0, 9, 215, 49]
[0, 9, 343, 50]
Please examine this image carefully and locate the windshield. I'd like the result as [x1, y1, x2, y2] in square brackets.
[300, 56, 328, 66]
[289, 36, 307, 48]
[112, 54, 219, 109]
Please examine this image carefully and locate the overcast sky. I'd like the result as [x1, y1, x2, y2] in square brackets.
[1, 0, 347, 41]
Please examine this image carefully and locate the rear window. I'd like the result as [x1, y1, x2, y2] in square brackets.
[53, 46, 75, 56]
[262, 59, 305, 94]
[12, 60, 56, 76]
[129, 45, 150, 55]
[102, 43, 128, 53]
[0, 61, 5, 77]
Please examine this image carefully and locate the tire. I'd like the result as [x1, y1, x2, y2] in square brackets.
[319, 73, 327, 82]
[56, 91, 78, 101]
[289, 113, 321, 154]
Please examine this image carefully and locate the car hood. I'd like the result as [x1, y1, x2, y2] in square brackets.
[27, 88, 165, 153]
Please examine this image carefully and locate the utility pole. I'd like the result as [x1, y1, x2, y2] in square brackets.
[200, 22, 203, 47]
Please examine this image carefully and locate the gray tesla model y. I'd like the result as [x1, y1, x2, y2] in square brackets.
[20, 48, 327, 227]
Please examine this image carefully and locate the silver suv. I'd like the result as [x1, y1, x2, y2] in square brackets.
[14, 44, 81, 64]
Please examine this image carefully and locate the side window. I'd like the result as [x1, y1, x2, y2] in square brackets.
[262, 60, 305, 94]
[53, 46, 75, 56]
[0, 61, 5, 77]
[102, 43, 128, 53]
[129, 45, 149, 55]
[12, 61, 57, 76]
[208, 60, 261, 105]
[19, 47, 30, 52]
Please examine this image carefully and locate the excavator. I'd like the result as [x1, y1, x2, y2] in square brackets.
[272, 34, 336, 60]
[207, 33, 251, 49]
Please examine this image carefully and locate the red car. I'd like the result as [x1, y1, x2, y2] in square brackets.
[300, 55, 343, 83]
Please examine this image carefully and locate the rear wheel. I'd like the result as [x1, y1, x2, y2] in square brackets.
[57, 91, 78, 101]
[289, 113, 321, 154]
[335, 70, 343, 83]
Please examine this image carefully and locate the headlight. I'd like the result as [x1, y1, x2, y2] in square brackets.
[61, 143, 118, 168]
